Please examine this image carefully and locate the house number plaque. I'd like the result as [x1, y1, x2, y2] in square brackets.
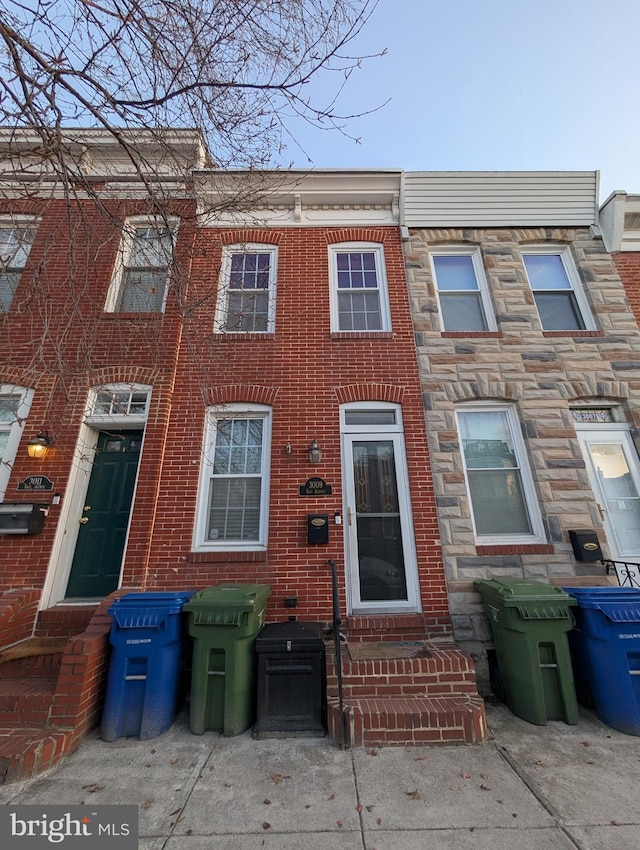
[17, 475, 55, 491]
[299, 477, 333, 496]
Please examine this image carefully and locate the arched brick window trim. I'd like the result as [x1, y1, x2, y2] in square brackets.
[325, 228, 387, 245]
[203, 385, 279, 406]
[218, 230, 281, 246]
[334, 384, 404, 404]
[84, 367, 161, 387]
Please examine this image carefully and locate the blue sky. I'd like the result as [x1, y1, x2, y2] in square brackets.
[282, 0, 640, 203]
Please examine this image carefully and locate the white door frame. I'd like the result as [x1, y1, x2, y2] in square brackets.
[340, 401, 421, 615]
[40, 384, 150, 609]
[576, 422, 640, 561]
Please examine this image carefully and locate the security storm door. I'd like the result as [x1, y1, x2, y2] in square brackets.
[65, 431, 143, 598]
[576, 426, 640, 561]
[341, 405, 420, 613]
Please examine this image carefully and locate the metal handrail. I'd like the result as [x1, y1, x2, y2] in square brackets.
[328, 559, 346, 748]
[602, 559, 640, 589]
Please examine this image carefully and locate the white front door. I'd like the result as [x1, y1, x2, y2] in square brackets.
[341, 403, 421, 614]
[576, 425, 640, 560]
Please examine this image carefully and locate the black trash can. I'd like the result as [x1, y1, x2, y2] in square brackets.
[254, 621, 326, 738]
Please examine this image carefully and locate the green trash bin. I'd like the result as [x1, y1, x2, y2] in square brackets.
[184, 583, 271, 736]
[474, 578, 579, 726]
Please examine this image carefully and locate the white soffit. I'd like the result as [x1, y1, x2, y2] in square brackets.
[403, 171, 598, 227]
[195, 169, 402, 227]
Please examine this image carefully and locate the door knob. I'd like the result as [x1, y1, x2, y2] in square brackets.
[79, 517, 89, 524]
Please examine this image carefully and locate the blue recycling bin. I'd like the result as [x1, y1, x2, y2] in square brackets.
[563, 587, 640, 736]
[101, 591, 194, 742]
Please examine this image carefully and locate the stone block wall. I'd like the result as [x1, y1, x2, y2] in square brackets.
[403, 226, 640, 678]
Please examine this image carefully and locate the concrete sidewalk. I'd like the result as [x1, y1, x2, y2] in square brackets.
[2, 701, 639, 849]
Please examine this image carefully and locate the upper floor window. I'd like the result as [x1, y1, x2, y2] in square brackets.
[430, 249, 495, 332]
[329, 243, 391, 332]
[0, 385, 34, 501]
[215, 244, 277, 333]
[456, 404, 545, 544]
[105, 219, 176, 313]
[522, 248, 593, 331]
[0, 223, 38, 312]
[194, 404, 272, 550]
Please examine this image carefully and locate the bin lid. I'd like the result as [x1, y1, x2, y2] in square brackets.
[113, 591, 195, 607]
[563, 586, 640, 600]
[108, 591, 195, 627]
[562, 588, 640, 621]
[184, 584, 271, 625]
[474, 578, 576, 619]
[256, 621, 324, 652]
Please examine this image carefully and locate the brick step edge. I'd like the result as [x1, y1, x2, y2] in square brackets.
[327, 695, 487, 747]
[0, 727, 76, 785]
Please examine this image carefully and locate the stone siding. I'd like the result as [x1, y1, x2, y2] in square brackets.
[404, 226, 640, 678]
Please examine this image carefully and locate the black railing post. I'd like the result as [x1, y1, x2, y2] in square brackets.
[328, 559, 346, 748]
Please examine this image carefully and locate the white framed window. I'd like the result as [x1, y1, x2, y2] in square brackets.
[194, 404, 271, 550]
[105, 218, 177, 313]
[430, 248, 495, 332]
[85, 384, 152, 425]
[329, 243, 391, 332]
[0, 221, 38, 312]
[521, 247, 594, 331]
[0, 385, 34, 501]
[215, 244, 277, 333]
[456, 404, 545, 544]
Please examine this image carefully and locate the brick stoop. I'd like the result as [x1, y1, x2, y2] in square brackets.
[325, 637, 487, 747]
[0, 598, 116, 784]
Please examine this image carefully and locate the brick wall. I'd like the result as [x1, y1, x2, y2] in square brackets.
[140, 225, 449, 631]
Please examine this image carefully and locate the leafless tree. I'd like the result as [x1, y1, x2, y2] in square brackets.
[0, 1, 383, 467]
[0, 0, 381, 172]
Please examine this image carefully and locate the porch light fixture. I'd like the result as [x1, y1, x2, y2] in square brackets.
[308, 439, 322, 464]
[26, 430, 53, 459]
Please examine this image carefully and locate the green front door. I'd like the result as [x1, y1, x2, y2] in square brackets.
[65, 430, 143, 598]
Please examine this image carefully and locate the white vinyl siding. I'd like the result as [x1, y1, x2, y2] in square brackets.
[403, 172, 598, 228]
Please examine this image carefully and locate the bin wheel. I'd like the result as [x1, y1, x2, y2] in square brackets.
[487, 650, 506, 703]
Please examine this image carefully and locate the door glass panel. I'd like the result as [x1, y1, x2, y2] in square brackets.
[353, 440, 408, 602]
[587, 442, 640, 553]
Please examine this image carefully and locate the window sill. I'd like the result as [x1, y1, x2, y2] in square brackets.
[330, 331, 394, 340]
[187, 550, 268, 563]
[441, 331, 503, 338]
[542, 330, 603, 338]
[475, 543, 554, 555]
[213, 332, 275, 340]
[101, 312, 164, 320]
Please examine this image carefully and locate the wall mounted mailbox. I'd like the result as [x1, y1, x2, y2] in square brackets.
[0, 503, 48, 535]
[569, 529, 603, 562]
[307, 514, 329, 545]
